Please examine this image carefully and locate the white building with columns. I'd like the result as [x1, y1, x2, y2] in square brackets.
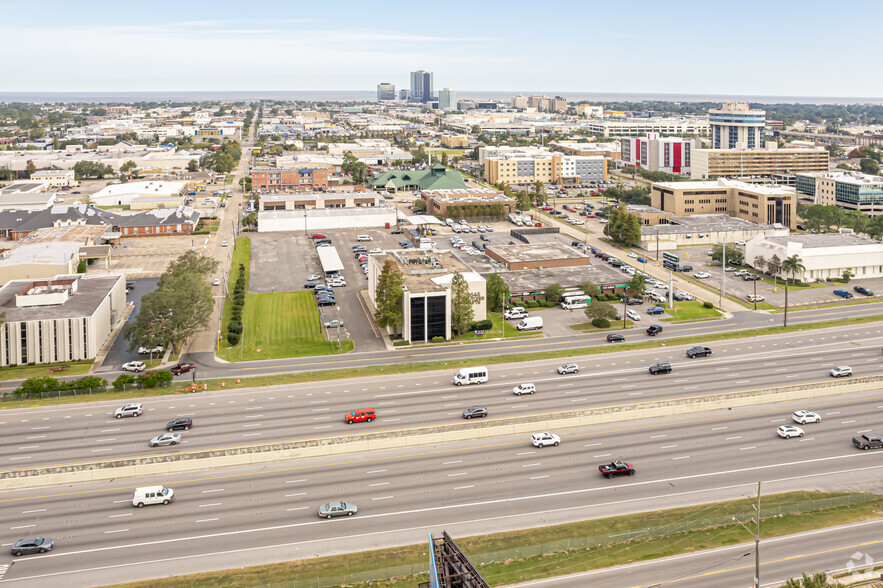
[745, 233, 883, 282]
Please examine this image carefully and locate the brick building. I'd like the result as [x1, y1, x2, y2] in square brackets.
[250, 168, 329, 192]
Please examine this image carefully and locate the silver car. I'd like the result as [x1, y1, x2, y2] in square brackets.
[114, 403, 143, 418]
[149, 433, 181, 447]
[318, 501, 358, 519]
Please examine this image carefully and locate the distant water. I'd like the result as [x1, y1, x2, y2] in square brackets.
[1, 90, 880, 105]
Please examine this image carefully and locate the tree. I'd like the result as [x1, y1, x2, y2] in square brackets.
[579, 281, 599, 300]
[25, 159, 36, 175]
[531, 181, 547, 206]
[841, 268, 854, 282]
[119, 160, 137, 182]
[242, 212, 257, 228]
[515, 191, 532, 212]
[783, 573, 842, 588]
[545, 282, 564, 303]
[441, 152, 449, 166]
[450, 272, 474, 336]
[711, 243, 744, 266]
[768, 254, 782, 288]
[374, 258, 404, 331]
[123, 250, 219, 353]
[603, 204, 642, 245]
[29, 127, 45, 141]
[860, 157, 880, 175]
[486, 273, 509, 312]
[781, 254, 805, 328]
[584, 299, 616, 322]
[412, 199, 427, 212]
[411, 146, 429, 165]
[187, 159, 199, 172]
[73, 160, 113, 179]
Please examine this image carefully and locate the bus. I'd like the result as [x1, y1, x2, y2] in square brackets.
[560, 294, 591, 310]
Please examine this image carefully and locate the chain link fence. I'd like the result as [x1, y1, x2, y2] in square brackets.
[248, 493, 881, 588]
[2, 381, 176, 402]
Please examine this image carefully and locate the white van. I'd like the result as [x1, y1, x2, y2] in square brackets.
[357, 235, 372, 241]
[452, 366, 489, 386]
[516, 316, 544, 331]
[132, 485, 174, 508]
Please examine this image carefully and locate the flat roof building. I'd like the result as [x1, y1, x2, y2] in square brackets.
[690, 146, 828, 180]
[640, 214, 789, 251]
[745, 233, 883, 282]
[30, 170, 77, 188]
[485, 152, 606, 186]
[709, 103, 766, 150]
[794, 171, 883, 216]
[420, 188, 516, 219]
[583, 118, 710, 138]
[484, 241, 591, 270]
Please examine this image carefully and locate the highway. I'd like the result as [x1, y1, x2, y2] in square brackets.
[513, 518, 883, 587]
[2, 391, 883, 586]
[2, 323, 882, 469]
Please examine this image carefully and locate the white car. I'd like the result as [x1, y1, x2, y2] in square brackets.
[327, 279, 346, 287]
[356, 235, 373, 241]
[149, 433, 182, 447]
[221, 240, 228, 247]
[212, 278, 221, 286]
[626, 309, 641, 321]
[830, 366, 852, 378]
[114, 403, 143, 418]
[747, 294, 765, 302]
[324, 319, 344, 328]
[792, 410, 821, 424]
[557, 363, 579, 375]
[122, 361, 146, 372]
[693, 272, 711, 279]
[369, 248, 382, 254]
[307, 274, 322, 281]
[138, 345, 164, 355]
[531, 432, 561, 448]
[513, 383, 536, 396]
[627, 253, 638, 258]
[599, 219, 609, 224]
[776, 425, 804, 439]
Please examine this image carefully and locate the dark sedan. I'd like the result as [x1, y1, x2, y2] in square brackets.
[606, 334, 625, 343]
[853, 286, 874, 296]
[462, 406, 488, 419]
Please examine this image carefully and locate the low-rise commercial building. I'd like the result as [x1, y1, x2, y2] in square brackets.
[690, 146, 828, 180]
[621, 134, 695, 175]
[420, 188, 516, 218]
[650, 178, 798, 229]
[250, 168, 329, 193]
[30, 170, 77, 188]
[370, 164, 467, 192]
[627, 204, 673, 225]
[794, 171, 883, 216]
[745, 233, 883, 281]
[0, 204, 197, 240]
[485, 151, 606, 186]
[257, 191, 383, 211]
[550, 141, 620, 160]
[640, 214, 789, 252]
[440, 135, 469, 148]
[257, 206, 395, 233]
[90, 180, 186, 207]
[0, 274, 125, 366]
[584, 118, 710, 138]
[0, 182, 54, 211]
[0, 225, 111, 284]
[485, 241, 591, 270]
[367, 250, 486, 343]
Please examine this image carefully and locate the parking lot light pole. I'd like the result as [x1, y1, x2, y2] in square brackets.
[336, 306, 341, 351]
[501, 294, 505, 341]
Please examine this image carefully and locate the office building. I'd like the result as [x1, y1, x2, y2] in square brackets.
[367, 250, 486, 343]
[575, 104, 604, 118]
[398, 88, 410, 101]
[420, 188, 516, 218]
[410, 70, 434, 103]
[484, 151, 606, 186]
[376, 82, 396, 101]
[550, 141, 621, 160]
[511, 94, 528, 109]
[0, 274, 126, 367]
[621, 134, 694, 175]
[745, 233, 883, 282]
[584, 118, 710, 138]
[438, 88, 458, 111]
[690, 146, 828, 180]
[250, 168, 329, 192]
[709, 103, 766, 149]
[30, 170, 77, 188]
[650, 178, 798, 229]
[795, 171, 883, 216]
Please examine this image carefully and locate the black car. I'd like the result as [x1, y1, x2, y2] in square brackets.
[854, 286, 874, 296]
[166, 417, 192, 431]
[304, 282, 318, 289]
[318, 299, 335, 307]
[125, 281, 135, 291]
[590, 247, 600, 254]
[686, 346, 712, 358]
[462, 406, 488, 419]
[626, 297, 643, 305]
[391, 229, 403, 234]
[480, 234, 489, 241]
[649, 362, 672, 375]
[571, 240, 585, 247]
[679, 265, 693, 272]
[646, 324, 663, 336]
[606, 333, 625, 343]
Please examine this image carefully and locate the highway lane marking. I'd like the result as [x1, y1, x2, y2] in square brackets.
[242, 423, 263, 427]
[29, 426, 50, 430]
[448, 472, 468, 477]
[285, 493, 307, 498]
[371, 496, 394, 500]
[286, 507, 309, 512]
[842, 420, 856, 424]
[20, 509, 45, 514]
[530, 475, 549, 480]
[366, 470, 387, 474]
[711, 426, 727, 430]
[7, 393, 881, 505]
[100, 429, 120, 433]
[312, 426, 331, 430]
[94, 439, 116, 442]
[285, 480, 307, 484]
[195, 518, 219, 523]
[672, 456, 689, 460]
[442, 461, 462, 465]
[770, 419, 785, 423]
[25, 436, 46, 439]
[858, 429, 872, 433]
[454, 485, 474, 490]
[16, 446, 38, 450]
[108, 514, 132, 518]
[201, 489, 224, 494]
[369, 482, 389, 487]
[104, 529, 129, 534]
[739, 447, 756, 451]
[521, 463, 542, 468]
[660, 445, 678, 449]
[584, 443, 602, 447]
[9, 525, 34, 529]
[8, 456, 30, 461]
[650, 435, 667, 439]
[594, 454, 611, 458]
[516, 452, 535, 456]
[245, 414, 265, 418]
[241, 433, 262, 437]
[198, 503, 222, 508]
[91, 448, 113, 453]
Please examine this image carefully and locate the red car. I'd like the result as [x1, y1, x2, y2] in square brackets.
[599, 460, 635, 479]
[170, 363, 196, 376]
[540, 205, 554, 211]
[311, 234, 326, 239]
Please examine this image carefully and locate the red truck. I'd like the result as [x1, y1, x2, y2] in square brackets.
[599, 460, 636, 479]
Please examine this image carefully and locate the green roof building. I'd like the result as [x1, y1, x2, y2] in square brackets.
[369, 163, 467, 192]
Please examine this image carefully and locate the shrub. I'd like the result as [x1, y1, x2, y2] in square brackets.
[539, 300, 557, 307]
[230, 309, 242, 322]
[472, 319, 493, 331]
[431, 336, 445, 343]
[77, 260, 87, 273]
[592, 318, 611, 329]
[64, 375, 107, 391]
[227, 331, 241, 345]
[703, 301, 714, 309]
[393, 340, 410, 346]
[139, 370, 173, 389]
[227, 321, 243, 335]
[523, 299, 538, 308]
[113, 374, 136, 390]
[14, 376, 61, 395]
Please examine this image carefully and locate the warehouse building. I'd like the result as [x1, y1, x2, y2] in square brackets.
[745, 233, 883, 282]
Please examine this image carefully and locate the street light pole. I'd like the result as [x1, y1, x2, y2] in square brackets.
[733, 481, 762, 588]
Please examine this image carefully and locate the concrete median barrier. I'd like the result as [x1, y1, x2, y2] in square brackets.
[2, 375, 880, 490]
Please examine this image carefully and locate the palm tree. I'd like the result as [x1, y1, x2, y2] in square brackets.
[752, 256, 766, 310]
[768, 254, 782, 289]
[781, 254, 805, 327]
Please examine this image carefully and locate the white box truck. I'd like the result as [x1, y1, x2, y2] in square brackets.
[516, 316, 544, 331]
[452, 366, 489, 386]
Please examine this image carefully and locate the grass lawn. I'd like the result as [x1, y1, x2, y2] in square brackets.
[106, 491, 882, 588]
[663, 301, 723, 321]
[755, 301, 778, 310]
[217, 291, 353, 361]
[455, 311, 542, 341]
[0, 360, 93, 383]
[758, 276, 820, 290]
[572, 319, 636, 331]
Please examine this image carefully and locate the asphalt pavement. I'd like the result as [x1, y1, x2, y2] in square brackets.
[3, 322, 882, 469]
[2, 390, 883, 586]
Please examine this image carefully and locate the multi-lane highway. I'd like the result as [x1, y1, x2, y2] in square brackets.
[3, 323, 881, 470]
[2, 391, 883, 586]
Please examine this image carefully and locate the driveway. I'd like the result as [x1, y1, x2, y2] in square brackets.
[96, 277, 159, 373]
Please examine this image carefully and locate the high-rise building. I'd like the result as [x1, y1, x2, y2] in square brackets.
[438, 88, 457, 111]
[709, 103, 766, 150]
[399, 88, 410, 101]
[621, 134, 694, 175]
[376, 83, 396, 101]
[511, 94, 528, 109]
[409, 70, 434, 103]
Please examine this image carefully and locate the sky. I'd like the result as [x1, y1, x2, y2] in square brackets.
[2, 0, 882, 98]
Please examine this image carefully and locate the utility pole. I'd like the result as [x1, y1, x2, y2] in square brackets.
[733, 481, 762, 588]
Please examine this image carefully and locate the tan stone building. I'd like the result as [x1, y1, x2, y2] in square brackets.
[440, 135, 469, 148]
[650, 178, 798, 229]
[690, 146, 828, 179]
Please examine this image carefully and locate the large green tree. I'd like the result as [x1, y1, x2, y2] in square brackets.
[486, 273, 510, 312]
[187, 159, 199, 172]
[74, 160, 113, 179]
[545, 282, 564, 303]
[374, 259, 404, 331]
[603, 203, 642, 245]
[711, 243, 744, 265]
[123, 250, 218, 353]
[119, 160, 137, 182]
[450, 272, 474, 336]
[584, 299, 616, 323]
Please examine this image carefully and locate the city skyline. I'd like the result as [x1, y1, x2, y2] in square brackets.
[3, 0, 882, 98]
